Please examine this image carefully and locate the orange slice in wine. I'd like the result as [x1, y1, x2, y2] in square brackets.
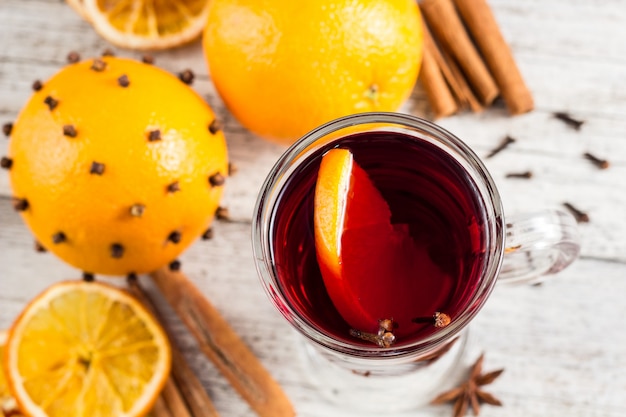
[314, 148, 449, 340]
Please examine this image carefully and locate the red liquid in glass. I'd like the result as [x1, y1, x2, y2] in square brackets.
[270, 131, 488, 345]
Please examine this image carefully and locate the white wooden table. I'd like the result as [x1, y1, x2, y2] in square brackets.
[1, 1, 626, 416]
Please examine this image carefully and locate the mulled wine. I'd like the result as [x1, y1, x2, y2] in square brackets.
[269, 130, 489, 345]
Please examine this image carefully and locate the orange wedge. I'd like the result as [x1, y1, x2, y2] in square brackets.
[4, 281, 171, 417]
[314, 148, 450, 339]
[314, 149, 394, 279]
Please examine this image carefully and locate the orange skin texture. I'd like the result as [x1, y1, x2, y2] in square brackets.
[8, 57, 228, 276]
[203, 0, 424, 144]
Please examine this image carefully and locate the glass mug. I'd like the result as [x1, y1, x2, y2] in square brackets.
[252, 112, 580, 413]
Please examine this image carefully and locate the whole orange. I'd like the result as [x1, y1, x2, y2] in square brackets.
[203, 0, 423, 144]
[7, 57, 228, 276]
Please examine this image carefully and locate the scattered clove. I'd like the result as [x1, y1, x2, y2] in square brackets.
[563, 202, 590, 223]
[208, 119, 221, 134]
[63, 124, 77, 138]
[169, 260, 182, 271]
[3, 122, 13, 136]
[110, 243, 125, 258]
[44, 96, 59, 111]
[583, 152, 609, 169]
[91, 58, 107, 72]
[168, 231, 182, 244]
[66, 51, 80, 64]
[1, 157, 13, 169]
[12, 198, 29, 212]
[553, 111, 584, 131]
[130, 204, 146, 217]
[90, 161, 105, 175]
[486, 135, 516, 158]
[52, 232, 67, 244]
[127, 272, 138, 281]
[167, 181, 180, 193]
[209, 172, 225, 187]
[178, 69, 194, 85]
[505, 171, 533, 179]
[148, 129, 161, 142]
[142, 54, 154, 64]
[117, 74, 130, 87]
[102, 48, 115, 57]
[32, 80, 43, 91]
[82, 272, 95, 282]
[201, 228, 214, 240]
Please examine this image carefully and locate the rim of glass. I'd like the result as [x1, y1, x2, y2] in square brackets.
[252, 112, 505, 359]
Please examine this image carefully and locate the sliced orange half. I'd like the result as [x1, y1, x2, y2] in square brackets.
[4, 281, 171, 417]
[314, 148, 450, 339]
[83, 0, 210, 50]
[0, 331, 24, 416]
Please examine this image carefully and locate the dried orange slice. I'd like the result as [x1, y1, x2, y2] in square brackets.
[4, 281, 171, 417]
[83, 0, 210, 50]
[0, 331, 24, 416]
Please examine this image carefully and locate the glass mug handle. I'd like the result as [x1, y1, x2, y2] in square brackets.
[499, 209, 581, 284]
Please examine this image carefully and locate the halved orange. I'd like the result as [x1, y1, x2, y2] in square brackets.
[4, 281, 171, 417]
[0, 331, 24, 416]
[82, 0, 210, 50]
[314, 148, 448, 339]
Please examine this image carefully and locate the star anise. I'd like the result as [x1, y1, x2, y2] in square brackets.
[431, 353, 504, 417]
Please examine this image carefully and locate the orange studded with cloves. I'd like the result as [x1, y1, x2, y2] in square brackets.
[6, 56, 228, 276]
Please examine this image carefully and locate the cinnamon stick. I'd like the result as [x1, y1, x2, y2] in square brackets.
[149, 268, 295, 417]
[452, 0, 534, 115]
[441, 46, 483, 113]
[169, 348, 220, 417]
[420, 0, 499, 105]
[161, 379, 193, 417]
[128, 279, 221, 417]
[420, 42, 458, 118]
[422, 23, 467, 111]
[151, 396, 173, 417]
